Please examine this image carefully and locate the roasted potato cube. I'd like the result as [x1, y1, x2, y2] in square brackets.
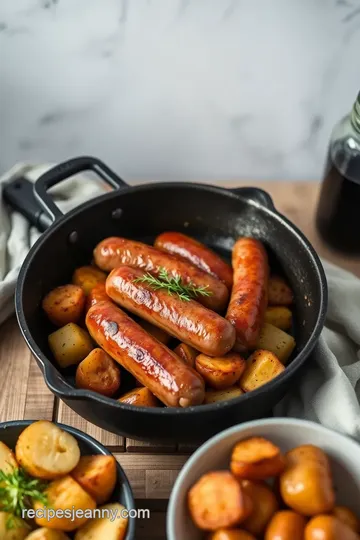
[34, 475, 96, 531]
[0, 512, 29, 540]
[74, 503, 128, 540]
[195, 353, 246, 390]
[72, 454, 117, 504]
[265, 306, 292, 331]
[0, 441, 18, 473]
[208, 529, 256, 540]
[265, 510, 306, 540]
[305, 515, 359, 540]
[48, 323, 94, 368]
[75, 348, 121, 397]
[118, 387, 159, 407]
[42, 285, 86, 327]
[137, 319, 171, 344]
[239, 350, 285, 392]
[188, 471, 250, 531]
[256, 324, 296, 364]
[26, 529, 71, 540]
[241, 480, 279, 536]
[174, 343, 198, 368]
[15, 420, 80, 480]
[280, 445, 335, 516]
[268, 275, 294, 306]
[230, 437, 285, 480]
[72, 266, 107, 295]
[204, 387, 244, 404]
[85, 283, 111, 311]
[333, 507, 360, 533]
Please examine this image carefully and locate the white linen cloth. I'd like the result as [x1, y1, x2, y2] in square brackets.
[1, 164, 360, 441]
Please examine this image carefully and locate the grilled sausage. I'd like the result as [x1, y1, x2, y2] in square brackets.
[106, 266, 235, 356]
[85, 283, 111, 312]
[226, 238, 269, 351]
[86, 301, 205, 407]
[93, 237, 228, 312]
[154, 232, 233, 290]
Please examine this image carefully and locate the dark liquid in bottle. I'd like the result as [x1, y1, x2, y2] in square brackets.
[316, 146, 360, 254]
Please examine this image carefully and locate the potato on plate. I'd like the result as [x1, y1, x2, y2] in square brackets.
[42, 285, 86, 327]
[48, 323, 94, 368]
[305, 515, 359, 540]
[239, 350, 285, 393]
[208, 530, 256, 540]
[204, 387, 244, 404]
[118, 387, 159, 407]
[85, 283, 111, 311]
[256, 323, 296, 364]
[72, 454, 117, 504]
[241, 480, 279, 536]
[0, 441, 18, 473]
[230, 437, 285, 480]
[75, 348, 121, 397]
[188, 471, 251, 531]
[26, 529, 71, 540]
[34, 475, 96, 531]
[333, 506, 360, 533]
[137, 319, 171, 345]
[280, 444, 335, 516]
[268, 276, 294, 306]
[174, 343, 198, 368]
[0, 512, 29, 540]
[74, 503, 128, 540]
[195, 353, 246, 390]
[72, 266, 107, 295]
[265, 510, 306, 540]
[15, 420, 80, 480]
[265, 306, 292, 331]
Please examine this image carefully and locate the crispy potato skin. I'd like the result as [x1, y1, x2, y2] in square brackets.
[34, 476, 96, 531]
[265, 307, 292, 331]
[75, 348, 121, 397]
[208, 529, 256, 540]
[118, 387, 159, 407]
[204, 387, 244, 404]
[239, 349, 285, 392]
[195, 353, 246, 390]
[42, 285, 85, 327]
[71, 455, 117, 504]
[72, 266, 107, 295]
[74, 503, 128, 540]
[280, 445, 335, 516]
[268, 276, 294, 306]
[174, 343, 198, 368]
[0, 441, 18, 474]
[230, 437, 285, 480]
[26, 529, 71, 540]
[188, 471, 250, 531]
[333, 507, 360, 533]
[241, 480, 279, 536]
[0, 512, 29, 540]
[256, 323, 296, 364]
[15, 421, 80, 480]
[304, 515, 360, 540]
[265, 510, 306, 540]
[48, 323, 94, 368]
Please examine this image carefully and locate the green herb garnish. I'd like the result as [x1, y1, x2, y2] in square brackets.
[134, 267, 212, 302]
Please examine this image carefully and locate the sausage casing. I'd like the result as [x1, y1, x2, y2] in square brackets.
[93, 237, 228, 312]
[86, 301, 205, 407]
[154, 232, 233, 290]
[226, 238, 269, 351]
[106, 266, 235, 356]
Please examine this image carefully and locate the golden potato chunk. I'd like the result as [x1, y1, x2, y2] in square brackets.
[48, 323, 94, 368]
[85, 283, 111, 312]
[118, 387, 159, 407]
[174, 343, 198, 368]
[42, 285, 85, 327]
[268, 275, 294, 306]
[0, 441, 18, 474]
[239, 350, 285, 392]
[333, 506, 360, 533]
[26, 528, 71, 540]
[75, 348, 121, 397]
[195, 353, 246, 390]
[265, 510, 306, 540]
[74, 503, 128, 540]
[305, 515, 359, 540]
[209, 530, 256, 540]
[265, 306, 292, 331]
[204, 387, 244, 404]
[256, 323, 296, 364]
[241, 480, 279, 536]
[15, 420, 80, 480]
[72, 454, 117, 504]
[230, 437, 285, 480]
[72, 266, 107, 295]
[0, 512, 29, 540]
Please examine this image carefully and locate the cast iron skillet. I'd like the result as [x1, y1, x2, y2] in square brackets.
[4, 156, 327, 444]
[0, 420, 136, 539]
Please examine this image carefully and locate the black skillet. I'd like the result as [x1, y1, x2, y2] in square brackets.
[3, 156, 327, 444]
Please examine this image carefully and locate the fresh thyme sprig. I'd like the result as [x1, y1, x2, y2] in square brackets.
[134, 267, 212, 302]
[0, 467, 48, 528]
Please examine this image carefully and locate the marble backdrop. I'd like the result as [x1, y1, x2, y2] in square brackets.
[1, 0, 360, 182]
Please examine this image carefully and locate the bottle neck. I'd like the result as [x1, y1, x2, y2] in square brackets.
[350, 92, 360, 133]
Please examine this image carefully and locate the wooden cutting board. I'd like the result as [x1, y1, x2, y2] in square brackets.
[1, 181, 359, 540]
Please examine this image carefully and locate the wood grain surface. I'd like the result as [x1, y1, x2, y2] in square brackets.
[0, 181, 359, 539]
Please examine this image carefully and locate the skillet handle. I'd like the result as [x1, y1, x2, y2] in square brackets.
[34, 156, 128, 222]
[230, 187, 275, 209]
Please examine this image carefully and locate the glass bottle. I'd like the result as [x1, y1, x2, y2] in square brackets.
[316, 91, 360, 254]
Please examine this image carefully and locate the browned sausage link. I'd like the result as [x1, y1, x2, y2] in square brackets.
[93, 237, 229, 312]
[86, 301, 205, 407]
[106, 266, 236, 356]
[226, 238, 269, 351]
[154, 232, 233, 290]
[85, 282, 112, 312]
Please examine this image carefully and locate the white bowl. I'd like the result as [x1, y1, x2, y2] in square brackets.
[167, 418, 360, 540]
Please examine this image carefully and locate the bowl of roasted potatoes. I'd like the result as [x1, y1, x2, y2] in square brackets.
[0, 420, 135, 539]
[167, 418, 360, 540]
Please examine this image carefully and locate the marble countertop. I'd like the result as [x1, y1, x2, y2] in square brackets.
[1, 0, 359, 182]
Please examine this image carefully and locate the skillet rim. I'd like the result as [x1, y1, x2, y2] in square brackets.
[15, 182, 328, 416]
